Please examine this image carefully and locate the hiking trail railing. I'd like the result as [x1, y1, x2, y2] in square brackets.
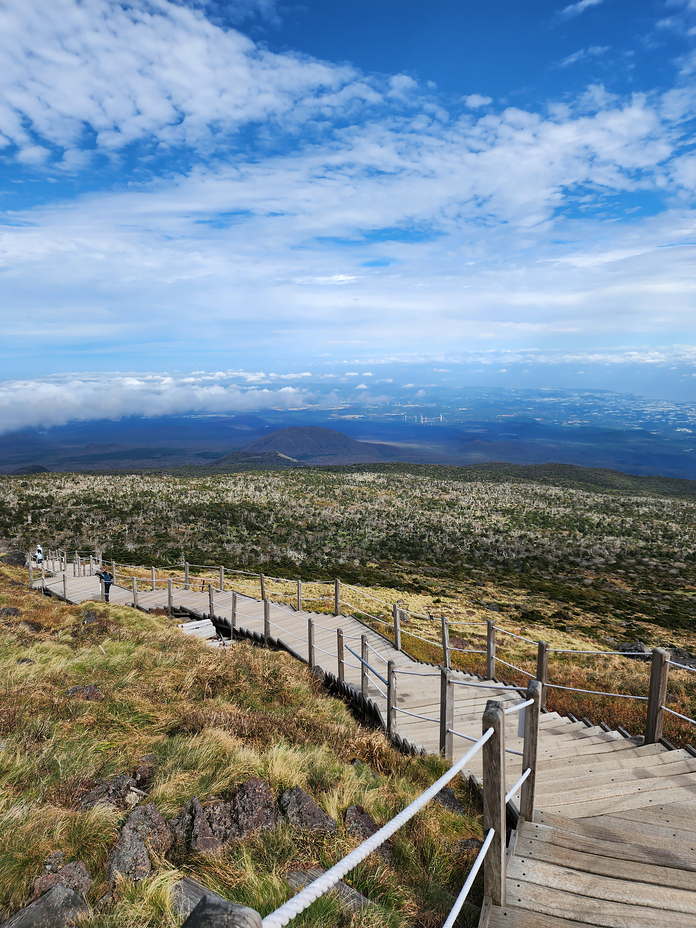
[28, 553, 696, 742]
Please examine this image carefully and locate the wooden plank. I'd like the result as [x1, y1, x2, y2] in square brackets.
[508, 856, 696, 913]
[521, 819, 696, 872]
[513, 835, 696, 892]
[535, 745, 679, 778]
[541, 773, 696, 815]
[506, 881, 696, 927]
[540, 766, 696, 805]
[487, 907, 596, 928]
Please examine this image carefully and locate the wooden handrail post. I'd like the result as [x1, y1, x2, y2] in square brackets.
[99, 576, 104, 602]
[260, 573, 266, 602]
[308, 617, 315, 668]
[263, 598, 270, 644]
[387, 660, 396, 736]
[132, 577, 138, 608]
[29, 564, 33, 587]
[297, 579, 302, 612]
[337, 628, 345, 681]
[151, 566, 156, 591]
[334, 578, 340, 617]
[483, 699, 506, 907]
[536, 641, 549, 710]
[441, 615, 451, 670]
[361, 634, 368, 697]
[208, 584, 214, 620]
[646, 647, 670, 744]
[73, 556, 77, 578]
[62, 575, 67, 601]
[520, 679, 541, 823]
[439, 667, 454, 761]
[184, 561, 189, 590]
[111, 560, 116, 581]
[487, 619, 496, 679]
[231, 591, 237, 633]
[219, 566, 224, 592]
[168, 579, 173, 614]
[393, 604, 401, 651]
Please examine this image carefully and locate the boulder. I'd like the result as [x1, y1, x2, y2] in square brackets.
[169, 798, 196, 856]
[106, 803, 172, 887]
[66, 684, 103, 701]
[280, 786, 336, 834]
[132, 753, 157, 787]
[0, 607, 20, 618]
[42, 852, 65, 874]
[286, 867, 369, 912]
[78, 774, 143, 810]
[190, 798, 224, 856]
[432, 787, 467, 817]
[17, 658, 34, 665]
[617, 641, 651, 661]
[80, 611, 99, 625]
[172, 876, 230, 919]
[209, 778, 277, 842]
[31, 861, 92, 901]
[345, 806, 391, 861]
[455, 837, 484, 854]
[0, 885, 87, 928]
[181, 897, 262, 928]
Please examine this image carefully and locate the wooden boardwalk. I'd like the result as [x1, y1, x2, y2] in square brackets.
[35, 568, 696, 927]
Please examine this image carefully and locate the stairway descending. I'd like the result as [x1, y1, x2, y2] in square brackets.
[33, 565, 696, 927]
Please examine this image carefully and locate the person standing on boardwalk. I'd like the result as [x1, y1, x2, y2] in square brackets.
[95, 566, 113, 603]
[35, 545, 43, 566]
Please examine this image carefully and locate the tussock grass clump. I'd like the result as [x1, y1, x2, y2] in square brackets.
[0, 564, 482, 927]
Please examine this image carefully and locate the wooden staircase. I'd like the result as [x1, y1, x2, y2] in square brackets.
[32, 563, 696, 928]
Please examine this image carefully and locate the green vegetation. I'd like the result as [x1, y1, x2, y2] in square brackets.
[0, 563, 482, 927]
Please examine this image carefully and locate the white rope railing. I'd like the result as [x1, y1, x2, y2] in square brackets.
[505, 768, 531, 803]
[494, 657, 535, 677]
[261, 731, 494, 928]
[449, 727, 524, 757]
[394, 706, 441, 724]
[667, 659, 696, 673]
[661, 706, 696, 725]
[504, 698, 534, 715]
[441, 828, 495, 928]
[545, 682, 648, 700]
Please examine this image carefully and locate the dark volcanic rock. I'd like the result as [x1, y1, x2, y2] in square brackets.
[172, 876, 230, 919]
[42, 852, 65, 874]
[190, 798, 224, 856]
[66, 684, 103, 701]
[132, 753, 157, 787]
[169, 798, 196, 855]
[667, 646, 696, 669]
[0, 884, 87, 928]
[617, 641, 651, 661]
[181, 896, 262, 928]
[17, 658, 34, 665]
[80, 611, 99, 625]
[456, 838, 484, 854]
[345, 806, 391, 861]
[78, 774, 141, 810]
[223, 778, 277, 841]
[0, 607, 20, 618]
[280, 786, 336, 834]
[433, 787, 467, 817]
[286, 868, 369, 912]
[106, 803, 172, 887]
[1, 552, 26, 567]
[31, 861, 92, 901]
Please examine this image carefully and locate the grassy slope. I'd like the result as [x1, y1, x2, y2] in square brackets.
[0, 564, 482, 928]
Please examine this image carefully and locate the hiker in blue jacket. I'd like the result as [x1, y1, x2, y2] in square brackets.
[95, 567, 113, 603]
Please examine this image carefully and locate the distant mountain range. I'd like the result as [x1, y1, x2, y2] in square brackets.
[1, 409, 695, 480]
[213, 426, 399, 467]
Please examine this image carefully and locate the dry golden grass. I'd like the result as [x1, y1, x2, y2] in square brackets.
[0, 564, 482, 927]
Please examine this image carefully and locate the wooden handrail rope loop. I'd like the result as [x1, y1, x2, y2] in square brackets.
[260, 730, 495, 928]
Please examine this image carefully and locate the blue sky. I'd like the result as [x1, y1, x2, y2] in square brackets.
[1, 0, 696, 430]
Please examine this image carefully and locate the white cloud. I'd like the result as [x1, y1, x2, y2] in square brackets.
[558, 45, 610, 67]
[463, 94, 492, 108]
[559, 0, 605, 19]
[0, 371, 316, 434]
